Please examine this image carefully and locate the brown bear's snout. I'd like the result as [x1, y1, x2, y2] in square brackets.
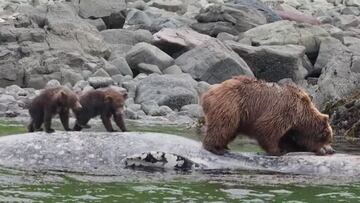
[73, 101, 82, 111]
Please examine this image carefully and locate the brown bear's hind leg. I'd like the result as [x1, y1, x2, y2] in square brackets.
[101, 113, 116, 132]
[44, 110, 55, 133]
[114, 112, 127, 132]
[59, 108, 71, 131]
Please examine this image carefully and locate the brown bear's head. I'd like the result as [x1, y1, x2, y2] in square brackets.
[57, 89, 82, 111]
[295, 92, 334, 155]
[104, 90, 128, 114]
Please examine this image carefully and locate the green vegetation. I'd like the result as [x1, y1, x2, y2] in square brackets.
[0, 120, 27, 136]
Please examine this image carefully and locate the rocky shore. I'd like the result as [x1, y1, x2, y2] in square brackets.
[0, 0, 359, 138]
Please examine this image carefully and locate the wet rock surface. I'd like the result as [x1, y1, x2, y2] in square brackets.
[0, 132, 360, 177]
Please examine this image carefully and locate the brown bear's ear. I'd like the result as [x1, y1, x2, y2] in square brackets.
[59, 90, 68, 100]
[321, 114, 329, 122]
[122, 92, 128, 99]
[104, 95, 113, 103]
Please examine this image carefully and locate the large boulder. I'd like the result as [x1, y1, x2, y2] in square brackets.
[242, 20, 330, 58]
[307, 37, 360, 109]
[126, 42, 174, 73]
[191, 3, 268, 36]
[227, 41, 309, 82]
[36, 3, 111, 58]
[75, 0, 126, 18]
[153, 27, 212, 56]
[175, 39, 254, 84]
[100, 29, 153, 46]
[135, 74, 198, 110]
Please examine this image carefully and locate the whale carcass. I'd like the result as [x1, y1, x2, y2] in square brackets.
[0, 132, 359, 177]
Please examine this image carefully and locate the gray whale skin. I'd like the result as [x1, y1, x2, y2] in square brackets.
[0, 132, 358, 177]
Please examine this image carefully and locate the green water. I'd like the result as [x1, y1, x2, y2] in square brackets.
[0, 119, 359, 202]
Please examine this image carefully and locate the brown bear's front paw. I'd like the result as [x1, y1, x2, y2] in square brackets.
[45, 128, 55, 133]
[203, 145, 228, 155]
[315, 148, 327, 156]
[324, 145, 336, 155]
[315, 145, 336, 156]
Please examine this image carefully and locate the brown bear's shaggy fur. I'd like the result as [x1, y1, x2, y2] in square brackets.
[201, 76, 334, 156]
[28, 87, 82, 133]
[73, 88, 127, 132]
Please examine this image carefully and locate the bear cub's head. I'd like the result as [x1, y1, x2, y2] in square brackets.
[57, 88, 82, 111]
[104, 89, 128, 114]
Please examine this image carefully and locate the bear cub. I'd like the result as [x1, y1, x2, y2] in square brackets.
[201, 75, 334, 156]
[73, 88, 127, 132]
[28, 87, 82, 133]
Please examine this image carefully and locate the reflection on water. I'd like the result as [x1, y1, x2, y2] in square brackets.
[0, 179, 360, 202]
[1, 119, 360, 202]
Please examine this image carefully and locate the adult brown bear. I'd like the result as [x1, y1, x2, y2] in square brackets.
[201, 75, 334, 156]
[73, 88, 127, 132]
[28, 87, 82, 133]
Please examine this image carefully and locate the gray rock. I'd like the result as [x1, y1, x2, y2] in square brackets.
[242, 20, 330, 56]
[137, 63, 162, 74]
[85, 18, 107, 31]
[92, 68, 110, 77]
[141, 100, 160, 115]
[39, 3, 111, 58]
[153, 27, 212, 50]
[110, 57, 133, 77]
[125, 9, 153, 27]
[45, 79, 61, 89]
[175, 39, 254, 84]
[101, 29, 153, 46]
[122, 80, 138, 98]
[345, 0, 360, 6]
[152, 0, 186, 13]
[196, 81, 211, 95]
[179, 104, 204, 118]
[82, 70, 92, 80]
[102, 59, 122, 76]
[27, 73, 62, 89]
[341, 7, 360, 16]
[191, 2, 270, 36]
[129, 0, 148, 10]
[102, 11, 126, 29]
[126, 42, 174, 71]
[227, 41, 308, 82]
[125, 98, 135, 106]
[83, 85, 95, 93]
[73, 80, 90, 91]
[159, 105, 174, 116]
[190, 21, 239, 37]
[0, 26, 17, 43]
[124, 108, 140, 119]
[5, 85, 28, 98]
[320, 24, 344, 42]
[60, 68, 83, 86]
[76, 0, 126, 19]
[232, 0, 282, 22]
[112, 74, 133, 86]
[88, 76, 114, 88]
[310, 37, 360, 109]
[334, 15, 360, 30]
[135, 74, 199, 110]
[216, 32, 238, 42]
[0, 61, 24, 87]
[163, 65, 183, 74]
